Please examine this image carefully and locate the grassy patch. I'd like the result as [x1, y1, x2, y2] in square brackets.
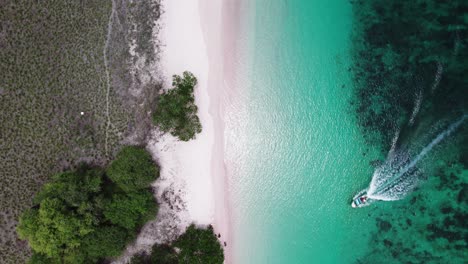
[0, 1, 162, 262]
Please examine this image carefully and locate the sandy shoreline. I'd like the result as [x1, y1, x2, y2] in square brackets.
[149, 0, 241, 262]
[199, 1, 244, 262]
[198, 0, 241, 262]
[111, 1, 241, 262]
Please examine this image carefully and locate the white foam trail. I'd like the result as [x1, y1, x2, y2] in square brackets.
[367, 115, 467, 201]
[397, 115, 466, 175]
[388, 128, 400, 155]
[408, 90, 422, 126]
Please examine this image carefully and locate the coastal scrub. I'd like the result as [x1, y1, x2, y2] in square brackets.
[16, 147, 159, 263]
[107, 146, 159, 192]
[174, 224, 224, 264]
[130, 224, 224, 264]
[153, 71, 202, 141]
[0, 0, 163, 261]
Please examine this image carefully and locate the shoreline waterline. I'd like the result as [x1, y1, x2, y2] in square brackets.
[198, 0, 229, 262]
[199, 0, 247, 262]
[149, 0, 240, 262]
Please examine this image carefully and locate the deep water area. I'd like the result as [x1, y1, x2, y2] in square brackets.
[350, 1, 468, 263]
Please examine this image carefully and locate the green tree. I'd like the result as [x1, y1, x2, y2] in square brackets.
[34, 167, 103, 208]
[17, 198, 94, 258]
[82, 226, 129, 259]
[149, 244, 178, 264]
[28, 253, 61, 264]
[129, 225, 224, 264]
[174, 225, 224, 264]
[17, 147, 160, 263]
[107, 146, 159, 192]
[130, 253, 150, 264]
[103, 191, 157, 230]
[153, 71, 202, 141]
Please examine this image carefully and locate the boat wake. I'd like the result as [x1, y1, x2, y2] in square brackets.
[367, 149, 420, 201]
[353, 115, 467, 206]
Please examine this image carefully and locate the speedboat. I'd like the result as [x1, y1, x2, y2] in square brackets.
[351, 193, 368, 208]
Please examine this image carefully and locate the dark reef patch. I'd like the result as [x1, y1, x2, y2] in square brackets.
[350, 0, 468, 263]
[376, 218, 392, 232]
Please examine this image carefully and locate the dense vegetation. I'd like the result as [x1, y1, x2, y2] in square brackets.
[0, 2, 114, 262]
[130, 224, 224, 264]
[0, 1, 161, 262]
[17, 146, 159, 263]
[350, 1, 468, 263]
[153, 72, 202, 141]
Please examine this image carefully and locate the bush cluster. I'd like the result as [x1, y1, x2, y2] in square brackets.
[153, 72, 202, 141]
[17, 146, 159, 264]
[130, 224, 224, 264]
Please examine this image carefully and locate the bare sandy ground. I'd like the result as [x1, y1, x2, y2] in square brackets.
[151, 0, 234, 245]
[151, 0, 243, 261]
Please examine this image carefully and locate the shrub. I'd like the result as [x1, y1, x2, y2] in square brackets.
[17, 147, 159, 263]
[129, 253, 149, 264]
[103, 191, 157, 230]
[174, 225, 224, 264]
[82, 226, 129, 259]
[130, 224, 224, 264]
[153, 71, 202, 141]
[107, 146, 159, 192]
[33, 167, 104, 207]
[28, 253, 60, 264]
[149, 244, 178, 264]
[17, 198, 95, 258]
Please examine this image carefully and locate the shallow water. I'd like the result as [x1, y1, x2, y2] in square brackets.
[227, 0, 382, 263]
[226, 0, 467, 263]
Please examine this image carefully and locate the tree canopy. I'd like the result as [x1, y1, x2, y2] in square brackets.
[107, 146, 159, 192]
[174, 225, 224, 264]
[149, 244, 179, 264]
[152, 71, 202, 141]
[129, 224, 224, 264]
[104, 192, 156, 230]
[17, 198, 95, 258]
[82, 226, 129, 259]
[17, 146, 159, 263]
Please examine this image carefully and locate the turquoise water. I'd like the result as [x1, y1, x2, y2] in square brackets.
[228, 0, 382, 263]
